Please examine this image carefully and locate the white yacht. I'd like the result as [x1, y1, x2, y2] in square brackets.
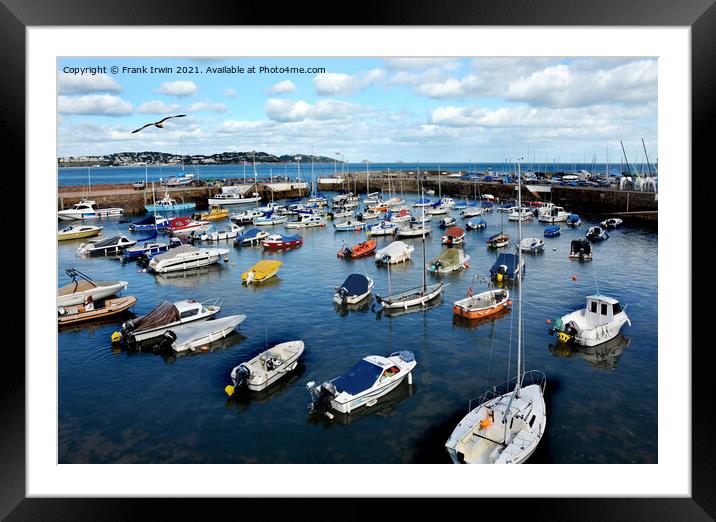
[147, 244, 229, 273]
[549, 295, 630, 347]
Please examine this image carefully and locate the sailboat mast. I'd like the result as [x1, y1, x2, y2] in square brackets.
[516, 160, 523, 395]
[421, 187, 427, 292]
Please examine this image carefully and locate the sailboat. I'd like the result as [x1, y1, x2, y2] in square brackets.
[375, 189, 444, 310]
[445, 160, 546, 464]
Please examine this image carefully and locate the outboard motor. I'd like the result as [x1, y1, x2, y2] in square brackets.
[306, 381, 337, 414]
[156, 330, 177, 353]
[231, 364, 251, 389]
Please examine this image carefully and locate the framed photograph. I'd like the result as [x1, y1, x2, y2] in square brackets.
[6, 0, 711, 518]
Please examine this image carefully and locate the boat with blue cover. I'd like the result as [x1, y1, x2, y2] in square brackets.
[490, 253, 525, 281]
[128, 214, 169, 232]
[586, 226, 609, 241]
[544, 225, 561, 238]
[144, 192, 196, 213]
[306, 351, 417, 415]
[334, 273, 374, 305]
[566, 214, 582, 226]
[122, 231, 178, 260]
[234, 228, 269, 246]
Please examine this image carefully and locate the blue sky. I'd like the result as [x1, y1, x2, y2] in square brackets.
[57, 57, 657, 163]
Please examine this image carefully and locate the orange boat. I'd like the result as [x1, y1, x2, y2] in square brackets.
[453, 288, 511, 320]
[368, 205, 389, 212]
[337, 239, 377, 259]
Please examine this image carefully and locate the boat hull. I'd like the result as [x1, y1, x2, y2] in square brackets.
[58, 296, 136, 326]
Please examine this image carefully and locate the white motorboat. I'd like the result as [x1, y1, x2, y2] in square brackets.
[57, 268, 128, 307]
[388, 209, 412, 224]
[158, 314, 247, 353]
[208, 192, 262, 205]
[396, 223, 431, 238]
[601, 218, 623, 229]
[367, 221, 399, 236]
[119, 298, 221, 344]
[334, 220, 367, 232]
[254, 212, 288, 226]
[199, 224, 244, 242]
[446, 160, 546, 465]
[76, 235, 136, 256]
[429, 203, 449, 216]
[285, 214, 326, 229]
[58, 199, 99, 220]
[538, 206, 570, 223]
[231, 209, 264, 224]
[148, 244, 229, 273]
[569, 239, 593, 260]
[334, 274, 375, 305]
[518, 237, 545, 253]
[307, 351, 417, 415]
[439, 216, 457, 228]
[461, 206, 483, 218]
[427, 248, 471, 274]
[549, 295, 630, 347]
[327, 209, 355, 220]
[226, 341, 305, 395]
[375, 241, 414, 265]
[508, 208, 533, 222]
[412, 198, 432, 208]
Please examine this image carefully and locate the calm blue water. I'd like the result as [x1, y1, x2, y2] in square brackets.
[58, 196, 657, 463]
[58, 163, 653, 187]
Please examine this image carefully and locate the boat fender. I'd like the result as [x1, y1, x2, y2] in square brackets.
[111, 331, 122, 344]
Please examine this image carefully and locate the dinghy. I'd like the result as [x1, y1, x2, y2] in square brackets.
[490, 253, 524, 282]
[166, 217, 212, 238]
[518, 237, 545, 253]
[242, 260, 282, 284]
[230, 209, 264, 224]
[199, 223, 244, 242]
[226, 341, 305, 395]
[128, 214, 169, 232]
[566, 214, 582, 226]
[58, 224, 103, 241]
[334, 220, 367, 232]
[375, 241, 414, 265]
[307, 351, 416, 415]
[58, 296, 137, 327]
[453, 286, 510, 320]
[148, 244, 229, 273]
[586, 226, 609, 241]
[601, 218, 623, 229]
[76, 235, 136, 256]
[334, 273, 374, 305]
[234, 228, 269, 246]
[337, 239, 377, 259]
[439, 216, 457, 228]
[367, 221, 399, 236]
[441, 226, 465, 246]
[427, 248, 470, 274]
[254, 211, 288, 226]
[118, 298, 221, 345]
[57, 268, 128, 307]
[193, 205, 229, 221]
[465, 219, 487, 231]
[486, 232, 510, 248]
[261, 234, 303, 249]
[569, 239, 593, 260]
[543, 225, 561, 238]
[396, 222, 431, 238]
[157, 314, 246, 353]
[549, 295, 630, 347]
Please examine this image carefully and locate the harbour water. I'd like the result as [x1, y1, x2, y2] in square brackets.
[58, 197, 657, 463]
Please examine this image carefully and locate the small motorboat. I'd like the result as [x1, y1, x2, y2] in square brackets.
[569, 239, 593, 260]
[337, 239, 377, 259]
[461, 206, 483, 218]
[427, 248, 470, 274]
[489, 253, 525, 282]
[543, 225, 561, 238]
[254, 211, 288, 226]
[285, 214, 326, 229]
[396, 223, 431, 238]
[508, 208, 533, 222]
[234, 228, 269, 247]
[429, 202, 449, 216]
[439, 216, 457, 228]
[144, 193, 196, 212]
[193, 205, 229, 221]
[118, 298, 221, 345]
[57, 199, 99, 221]
[148, 244, 230, 273]
[199, 223, 244, 242]
[412, 198, 432, 208]
[601, 218, 623, 229]
[538, 206, 570, 223]
[208, 192, 262, 206]
[58, 224, 103, 241]
[586, 226, 609, 241]
[375, 241, 415, 265]
[76, 235, 136, 256]
[441, 226, 465, 246]
[166, 217, 213, 238]
[326, 209, 355, 221]
[57, 268, 128, 307]
[242, 260, 283, 284]
[261, 233, 304, 249]
[225, 341, 305, 396]
[58, 296, 137, 327]
[388, 209, 412, 224]
[486, 232, 510, 248]
[156, 314, 247, 353]
[367, 221, 399, 236]
[465, 219, 487, 231]
[453, 287, 510, 320]
[123, 234, 180, 260]
[231, 209, 264, 224]
[566, 214, 582, 226]
[334, 273, 375, 305]
[307, 351, 416, 416]
[549, 295, 630, 347]
[518, 237, 545, 253]
[358, 209, 382, 221]
[128, 214, 169, 232]
[334, 220, 367, 232]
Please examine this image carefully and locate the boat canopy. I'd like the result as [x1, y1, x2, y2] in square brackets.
[130, 300, 180, 332]
[132, 215, 163, 226]
[238, 228, 261, 240]
[339, 274, 370, 296]
[331, 359, 383, 395]
[431, 248, 461, 267]
[136, 230, 158, 243]
[151, 244, 197, 261]
[570, 239, 591, 255]
[93, 235, 123, 247]
[415, 198, 431, 204]
[490, 253, 521, 279]
[445, 226, 464, 237]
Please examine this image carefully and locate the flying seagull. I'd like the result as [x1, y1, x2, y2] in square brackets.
[131, 114, 187, 134]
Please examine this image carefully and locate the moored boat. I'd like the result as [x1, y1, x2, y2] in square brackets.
[334, 220, 367, 232]
[466, 219, 487, 231]
[427, 248, 470, 274]
[490, 253, 525, 282]
[242, 260, 282, 284]
[549, 295, 630, 347]
[486, 232, 510, 248]
[453, 286, 510, 320]
[234, 228, 269, 246]
[261, 233, 303, 249]
[375, 241, 414, 265]
[601, 218, 623, 229]
[441, 226, 465, 246]
[337, 239, 377, 259]
[147, 244, 229, 273]
[76, 235, 136, 256]
[58, 224, 103, 241]
[586, 226, 609, 241]
[569, 239, 593, 260]
[193, 205, 229, 221]
[58, 296, 137, 327]
[334, 273, 375, 305]
[198, 223, 244, 242]
[543, 225, 561, 238]
[518, 237, 545, 253]
[225, 341, 305, 395]
[57, 268, 128, 307]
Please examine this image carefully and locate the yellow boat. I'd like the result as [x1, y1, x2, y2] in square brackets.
[58, 224, 103, 241]
[194, 205, 230, 221]
[242, 260, 283, 284]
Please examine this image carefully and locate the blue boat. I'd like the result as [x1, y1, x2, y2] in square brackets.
[235, 228, 269, 246]
[144, 193, 196, 213]
[128, 214, 169, 232]
[489, 253, 524, 281]
[128, 236, 182, 262]
[586, 226, 609, 242]
[566, 214, 581, 226]
[544, 225, 561, 238]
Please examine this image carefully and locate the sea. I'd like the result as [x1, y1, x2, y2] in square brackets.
[58, 194, 657, 463]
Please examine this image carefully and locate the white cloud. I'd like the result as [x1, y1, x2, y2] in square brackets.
[223, 88, 237, 98]
[156, 80, 198, 97]
[58, 94, 133, 116]
[137, 100, 182, 114]
[414, 75, 489, 99]
[264, 98, 357, 122]
[383, 58, 460, 71]
[314, 69, 385, 96]
[187, 102, 228, 113]
[268, 80, 297, 94]
[57, 71, 122, 95]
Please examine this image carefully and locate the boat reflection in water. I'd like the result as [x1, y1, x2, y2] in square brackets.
[152, 264, 228, 287]
[225, 363, 306, 412]
[548, 334, 630, 370]
[451, 306, 511, 330]
[334, 297, 373, 317]
[376, 295, 444, 320]
[120, 331, 247, 364]
[308, 379, 416, 427]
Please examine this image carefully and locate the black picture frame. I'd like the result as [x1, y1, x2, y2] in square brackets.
[5, 1, 712, 519]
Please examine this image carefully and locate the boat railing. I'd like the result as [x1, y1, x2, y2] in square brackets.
[201, 296, 223, 309]
[468, 370, 547, 413]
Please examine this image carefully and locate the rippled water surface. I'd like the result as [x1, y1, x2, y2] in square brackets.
[58, 198, 657, 463]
